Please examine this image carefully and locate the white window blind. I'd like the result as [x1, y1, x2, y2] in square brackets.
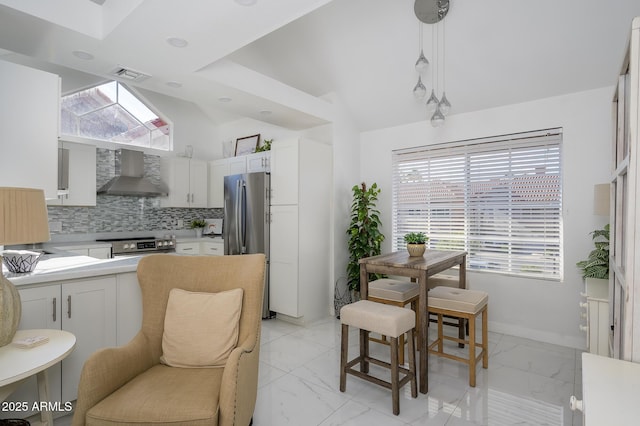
[392, 129, 563, 280]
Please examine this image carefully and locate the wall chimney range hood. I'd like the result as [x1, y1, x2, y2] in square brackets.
[97, 149, 168, 197]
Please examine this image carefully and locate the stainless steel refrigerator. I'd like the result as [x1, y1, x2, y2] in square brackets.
[224, 172, 271, 319]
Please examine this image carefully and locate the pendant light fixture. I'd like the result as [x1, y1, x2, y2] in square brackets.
[413, 23, 428, 100]
[426, 22, 439, 113]
[438, 18, 451, 116]
[430, 21, 445, 127]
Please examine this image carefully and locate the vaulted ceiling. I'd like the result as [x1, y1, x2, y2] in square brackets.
[1, 0, 639, 132]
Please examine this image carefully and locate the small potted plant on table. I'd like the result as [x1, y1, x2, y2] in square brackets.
[404, 232, 428, 257]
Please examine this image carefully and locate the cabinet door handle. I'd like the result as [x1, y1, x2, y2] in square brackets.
[183, 247, 193, 251]
[53, 297, 57, 322]
[186, 193, 190, 203]
[67, 295, 72, 319]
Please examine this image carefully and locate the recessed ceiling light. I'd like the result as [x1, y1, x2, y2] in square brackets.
[218, 96, 232, 103]
[72, 50, 94, 60]
[166, 81, 182, 88]
[166, 37, 188, 48]
[235, 0, 258, 5]
[259, 110, 272, 116]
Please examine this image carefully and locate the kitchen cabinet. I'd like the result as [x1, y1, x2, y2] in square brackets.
[270, 140, 298, 205]
[269, 138, 331, 323]
[246, 151, 270, 173]
[65, 246, 112, 259]
[175, 241, 200, 255]
[4, 276, 116, 419]
[175, 239, 224, 256]
[201, 240, 224, 256]
[160, 157, 208, 208]
[116, 272, 142, 346]
[208, 159, 227, 208]
[0, 60, 59, 199]
[48, 141, 97, 206]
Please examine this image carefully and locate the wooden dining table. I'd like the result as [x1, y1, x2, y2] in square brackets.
[359, 249, 467, 394]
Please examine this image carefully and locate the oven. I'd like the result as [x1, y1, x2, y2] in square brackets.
[96, 236, 176, 258]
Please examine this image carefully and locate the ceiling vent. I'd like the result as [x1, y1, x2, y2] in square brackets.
[109, 66, 151, 82]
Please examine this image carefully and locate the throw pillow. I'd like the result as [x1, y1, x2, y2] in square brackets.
[160, 287, 243, 368]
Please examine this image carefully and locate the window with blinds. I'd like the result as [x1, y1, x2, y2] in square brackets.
[392, 129, 563, 280]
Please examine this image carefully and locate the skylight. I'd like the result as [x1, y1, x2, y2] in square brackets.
[60, 81, 171, 150]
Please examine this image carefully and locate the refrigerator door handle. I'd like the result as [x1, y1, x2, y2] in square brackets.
[235, 179, 242, 254]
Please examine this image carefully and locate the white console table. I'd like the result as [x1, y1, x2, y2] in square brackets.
[0, 329, 76, 425]
[571, 353, 640, 425]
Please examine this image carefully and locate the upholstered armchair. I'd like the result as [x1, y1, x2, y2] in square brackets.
[72, 253, 266, 426]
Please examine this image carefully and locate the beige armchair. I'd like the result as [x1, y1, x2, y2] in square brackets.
[72, 253, 266, 426]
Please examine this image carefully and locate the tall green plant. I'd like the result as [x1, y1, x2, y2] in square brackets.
[347, 182, 385, 292]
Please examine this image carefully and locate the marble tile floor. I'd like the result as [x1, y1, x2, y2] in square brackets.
[54, 316, 583, 426]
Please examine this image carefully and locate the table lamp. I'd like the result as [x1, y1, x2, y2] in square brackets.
[0, 187, 51, 347]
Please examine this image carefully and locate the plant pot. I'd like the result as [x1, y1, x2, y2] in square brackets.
[407, 243, 426, 257]
[194, 228, 203, 238]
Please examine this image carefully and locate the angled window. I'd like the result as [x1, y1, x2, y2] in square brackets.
[60, 81, 171, 150]
[392, 129, 563, 280]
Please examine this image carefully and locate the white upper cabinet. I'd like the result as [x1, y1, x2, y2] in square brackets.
[270, 139, 299, 205]
[48, 141, 96, 206]
[207, 152, 271, 208]
[0, 60, 59, 199]
[246, 151, 270, 173]
[160, 157, 208, 208]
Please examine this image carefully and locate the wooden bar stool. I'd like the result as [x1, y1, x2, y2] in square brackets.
[367, 278, 419, 364]
[340, 300, 417, 415]
[427, 286, 489, 387]
[427, 274, 467, 346]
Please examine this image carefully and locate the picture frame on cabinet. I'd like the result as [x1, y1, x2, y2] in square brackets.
[235, 134, 260, 156]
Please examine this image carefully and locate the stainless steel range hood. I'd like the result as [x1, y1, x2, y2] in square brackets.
[97, 149, 168, 197]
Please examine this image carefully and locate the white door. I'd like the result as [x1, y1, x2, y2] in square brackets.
[189, 160, 208, 207]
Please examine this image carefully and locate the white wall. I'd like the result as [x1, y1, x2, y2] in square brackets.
[360, 86, 614, 349]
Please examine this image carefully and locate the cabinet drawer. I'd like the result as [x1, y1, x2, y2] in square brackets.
[176, 242, 200, 255]
[201, 242, 224, 256]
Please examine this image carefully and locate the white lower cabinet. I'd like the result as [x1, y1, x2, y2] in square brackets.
[175, 241, 200, 255]
[65, 246, 112, 259]
[176, 240, 224, 256]
[201, 241, 224, 256]
[269, 205, 299, 317]
[2, 277, 117, 419]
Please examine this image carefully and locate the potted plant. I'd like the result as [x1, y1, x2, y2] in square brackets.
[189, 219, 207, 238]
[576, 224, 610, 288]
[254, 138, 273, 153]
[404, 232, 428, 257]
[346, 182, 385, 293]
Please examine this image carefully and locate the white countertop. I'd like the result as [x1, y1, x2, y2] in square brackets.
[6, 254, 140, 286]
[176, 236, 224, 243]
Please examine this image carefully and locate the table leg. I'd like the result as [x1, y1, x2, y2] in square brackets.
[359, 263, 368, 300]
[458, 256, 467, 348]
[419, 270, 428, 394]
[36, 369, 53, 426]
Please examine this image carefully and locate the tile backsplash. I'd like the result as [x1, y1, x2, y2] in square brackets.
[47, 148, 221, 235]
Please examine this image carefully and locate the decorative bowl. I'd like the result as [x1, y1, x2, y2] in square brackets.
[1, 250, 44, 273]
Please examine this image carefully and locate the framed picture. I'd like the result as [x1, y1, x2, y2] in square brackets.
[235, 134, 260, 156]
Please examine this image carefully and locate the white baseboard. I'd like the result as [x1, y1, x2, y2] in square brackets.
[489, 320, 587, 351]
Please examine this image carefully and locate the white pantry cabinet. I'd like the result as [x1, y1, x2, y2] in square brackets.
[160, 157, 208, 207]
[3, 277, 116, 419]
[48, 141, 96, 206]
[0, 60, 59, 199]
[269, 138, 331, 323]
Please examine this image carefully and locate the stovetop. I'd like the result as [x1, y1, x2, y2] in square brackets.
[96, 236, 176, 254]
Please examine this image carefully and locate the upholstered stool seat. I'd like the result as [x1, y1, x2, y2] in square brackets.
[427, 286, 489, 387]
[340, 300, 417, 415]
[367, 279, 419, 364]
